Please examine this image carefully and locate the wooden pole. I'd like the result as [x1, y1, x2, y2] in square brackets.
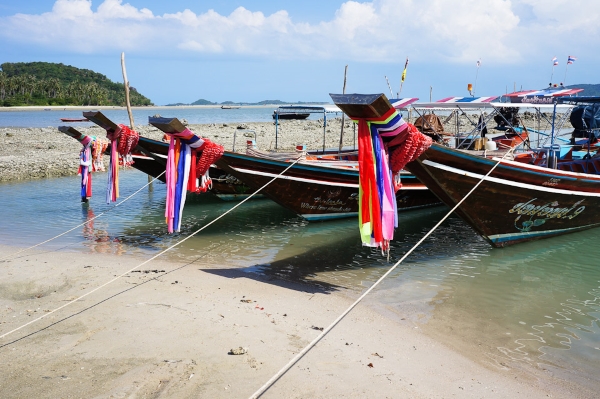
[338, 65, 348, 154]
[120, 53, 151, 189]
[121, 52, 135, 129]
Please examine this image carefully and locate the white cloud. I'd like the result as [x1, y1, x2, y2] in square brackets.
[1, 0, 599, 65]
[51, 0, 94, 19]
[96, 0, 153, 19]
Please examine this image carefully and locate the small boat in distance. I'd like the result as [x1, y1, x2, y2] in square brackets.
[272, 110, 310, 120]
[60, 117, 90, 122]
[221, 105, 241, 109]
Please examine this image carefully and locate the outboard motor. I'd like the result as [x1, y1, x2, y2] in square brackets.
[493, 107, 519, 130]
[570, 104, 600, 144]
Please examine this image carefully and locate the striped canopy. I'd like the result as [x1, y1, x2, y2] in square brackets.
[505, 87, 584, 104]
[389, 98, 419, 109]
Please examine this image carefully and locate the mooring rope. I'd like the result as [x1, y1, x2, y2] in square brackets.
[249, 148, 516, 399]
[0, 171, 166, 263]
[0, 157, 302, 341]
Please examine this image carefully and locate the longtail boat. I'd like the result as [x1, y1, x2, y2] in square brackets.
[212, 151, 438, 221]
[148, 116, 442, 221]
[60, 117, 90, 122]
[77, 111, 257, 201]
[131, 133, 259, 200]
[332, 92, 600, 247]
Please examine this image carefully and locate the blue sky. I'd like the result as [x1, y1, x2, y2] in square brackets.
[1, 0, 599, 105]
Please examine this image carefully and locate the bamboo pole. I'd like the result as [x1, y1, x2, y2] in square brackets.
[338, 65, 348, 154]
[120, 53, 151, 189]
[121, 52, 135, 129]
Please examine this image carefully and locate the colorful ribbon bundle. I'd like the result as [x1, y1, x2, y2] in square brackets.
[164, 128, 224, 233]
[91, 138, 108, 172]
[194, 138, 225, 193]
[78, 135, 94, 201]
[74, 134, 109, 201]
[387, 123, 433, 177]
[106, 124, 139, 203]
[353, 108, 432, 251]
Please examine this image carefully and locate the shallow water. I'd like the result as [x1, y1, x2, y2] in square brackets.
[0, 170, 598, 388]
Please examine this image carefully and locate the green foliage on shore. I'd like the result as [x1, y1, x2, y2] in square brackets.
[0, 62, 153, 107]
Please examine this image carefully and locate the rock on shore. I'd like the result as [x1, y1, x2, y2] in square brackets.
[0, 118, 357, 182]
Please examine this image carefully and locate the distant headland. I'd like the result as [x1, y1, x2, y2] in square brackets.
[166, 99, 329, 107]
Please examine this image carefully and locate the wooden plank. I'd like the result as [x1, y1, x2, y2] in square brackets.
[329, 93, 393, 118]
[83, 111, 120, 132]
[58, 126, 88, 142]
[148, 117, 187, 134]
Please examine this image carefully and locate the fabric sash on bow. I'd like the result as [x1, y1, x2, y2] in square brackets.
[106, 124, 139, 204]
[78, 135, 94, 201]
[354, 108, 434, 252]
[69, 131, 108, 201]
[164, 128, 224, 233]
[354, 107, 412, 251]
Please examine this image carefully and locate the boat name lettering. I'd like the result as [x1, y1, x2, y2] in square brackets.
[300, 203, 352, 212]
[313, 197, 346, 206]
[516, 96, 554, 105]
[542, 178, 561, 187]
[509, 198, 585, 220]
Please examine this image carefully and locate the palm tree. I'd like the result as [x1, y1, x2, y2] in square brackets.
[0, 72, 6, 101]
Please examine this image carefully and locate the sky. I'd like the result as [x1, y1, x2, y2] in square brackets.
[1, 0, 599, 106]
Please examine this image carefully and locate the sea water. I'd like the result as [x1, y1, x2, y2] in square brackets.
[0, 170, 598, 389]
[0, 106, 339, 128]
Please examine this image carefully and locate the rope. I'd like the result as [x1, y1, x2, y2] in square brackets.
[0, 171, 165, 263]
[248, 147, 516, 399]
[0, 157, 303, 341]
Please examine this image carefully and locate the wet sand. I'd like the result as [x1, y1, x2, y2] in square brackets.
[1, 244, 591, 398]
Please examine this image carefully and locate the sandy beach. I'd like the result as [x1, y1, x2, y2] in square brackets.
[1, 243, 593, 398]
[0, 114, 596, 398]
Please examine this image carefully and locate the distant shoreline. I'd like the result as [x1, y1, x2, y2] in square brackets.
[0, 104, 331, 112]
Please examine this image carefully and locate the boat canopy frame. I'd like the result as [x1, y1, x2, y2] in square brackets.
[411, 100, 575, 150]
[274, 106, 327, 151]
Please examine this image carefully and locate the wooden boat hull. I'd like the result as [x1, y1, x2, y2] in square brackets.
[406, 144, 600, 247]
[215, 151, 441, 221]
[60, 118, 90, 122]
[134, 136, 258, 200]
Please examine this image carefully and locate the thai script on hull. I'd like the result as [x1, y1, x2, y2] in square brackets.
[509, 198, 585, 232]
[509, 198, 585, 219]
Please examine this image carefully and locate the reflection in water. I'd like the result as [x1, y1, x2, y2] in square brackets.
[1, 170, 599, 388]
[238, 207, 454, 292]
[81, 205, 124, 255]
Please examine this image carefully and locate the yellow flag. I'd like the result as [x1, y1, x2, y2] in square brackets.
[401, 57, 409, 82]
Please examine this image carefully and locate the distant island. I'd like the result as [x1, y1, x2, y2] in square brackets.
[0, 62, 153, 107]
[166, 98, 329, 106]
[168, 85, 600, 106]
[565, 84, 600, 96]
